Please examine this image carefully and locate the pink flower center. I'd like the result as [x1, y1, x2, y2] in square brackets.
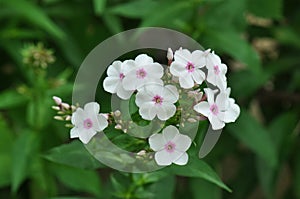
[210, 104, 219, 115]
[213, 65, 220, 75]
[186, 62, 195, 73]
[164, 141, 176, 153]
[152, 95, 163, 105]
[83, 118, 93, 129]
[136, 68, 147, 79]
[119, 73, 125, 80]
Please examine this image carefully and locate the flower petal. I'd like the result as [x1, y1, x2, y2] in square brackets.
[162, 125, 179, 142]
[139, 103, 156, 120]
[70, 127, 79, 138]
[193, 102, 210, 117]
[71, 108, 84, 127]
[97, 114, 108, 131]
[84, 102, 100, 115]
[163, 85, 179, 103]
[173, 152, 188, 165]
[173, 134, 191, 152]
[223, 102, 240, 123]
[103, 77, 120, 93]
[79, 129, 97, 144]
[107, 61, 122, 76]
[146, 63, 164, 78]
[117, 85, 134, 100]
[157, 103, 176, 121]
[179, 75, 194, 89]
[191, 69, 205, 84]
[149, 133, 165, 151]
[208, 114, 225, 130]
[135, 54, 153, 66]
[204, 88, 215, 105]
[154, 150, 173, 166]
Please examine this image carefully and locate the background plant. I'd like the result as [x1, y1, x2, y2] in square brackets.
[0, 0, 299, 198]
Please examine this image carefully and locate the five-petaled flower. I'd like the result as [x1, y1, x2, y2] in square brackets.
[70, 102, 108, 144]
[193, 88, 240, 130]
[122, 54, 164, 91]
[170, 48, 206, 89]
[205, 51, 227, 89]
[135, 84, 179, 121]
[149, 125, 192, 166]
[103, 61, 134, 100]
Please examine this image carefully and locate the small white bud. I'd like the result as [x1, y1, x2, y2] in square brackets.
[187, 118, 197, 123]
[167, 48, 173, 61]
[115, 124, 122, 130]
[54, 116, 64, 121]
[114, 110, 121, 117]
[52, 96, 62, 105]
[65, 115, 71, 121]
[137, 150, 146, 156]
[61, 102, 70, 110]
[51, 106, 60, 111]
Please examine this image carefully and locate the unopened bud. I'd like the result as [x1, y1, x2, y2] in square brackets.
[167, 48, 173, 61]
[187, 118, 197, 123]
[101, 113, 109, 120]
[52, 106, 60, 111]
[61, 102, 70, 110]
[54, 116, 64, 121]
[53, 96, 62, 105]
[71, 105, 77, 112]
[114, 110, 121, 117]
[137, 150, 146, 156]
[65, 115, 71, 121]
[115, 124, 122, 130]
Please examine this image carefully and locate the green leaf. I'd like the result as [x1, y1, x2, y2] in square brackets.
[141, 1, 192, 27]
[0, 154, 11, 187]
[204, 29, 262, 75]
[228, 110, 278, 168]
[247, 0, 283, 19]
[165, 158, 231, 192]
[148, 175, 175, 199]
[51, 164, 102, 197]
[44, 140, 103, 169]
[103, 13, 123, 34]
[93, 0, 107, 16]
[0, 90, 28, 109]
[190, 178, 221, 199]
[11, 131, 38, 193]
[108, 0, 158, 19]
[295, 152, 300, 198]
[2, 0, 65, 39]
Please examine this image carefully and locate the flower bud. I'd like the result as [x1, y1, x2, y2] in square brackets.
[167, 48, 173, 61]
[61, 102, 70, 110]
[53, 96, 62, 105]
[115, 124, 122, 130]
[114, 110, 121, 117]
[65, 115, 71, 121]
[51, 106, 60, 111]
[54, 116, 64, 121]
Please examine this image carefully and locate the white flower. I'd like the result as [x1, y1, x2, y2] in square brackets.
[135, 84, 179, 121]
[170, 48, 206, 89]
[103, 61, 134, 100]
[122, 54, 164, 91]
[187, 89, 203, 103]
[222, 87, 240, 123]
[149, 125, 192, 166]
[205, 51, 227, 89]
[193, 88, 240, 130]
[70, 102, 108, 144]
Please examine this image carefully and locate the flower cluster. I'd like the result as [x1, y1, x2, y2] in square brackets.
[53, 47, 240, 167]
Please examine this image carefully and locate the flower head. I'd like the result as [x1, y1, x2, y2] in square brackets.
[71, 102, 108, 144]
[122, 54, 164, 91]
[149, 125, 192, 166]
[205, 51, 227, 89]
[170, 48, 206, 89]
[135, 84, 179, 121]
[193, 88, 240, 130]
[103, 61, 134, 100]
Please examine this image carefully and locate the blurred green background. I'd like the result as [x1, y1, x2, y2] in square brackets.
[0, 0, 300, 198]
